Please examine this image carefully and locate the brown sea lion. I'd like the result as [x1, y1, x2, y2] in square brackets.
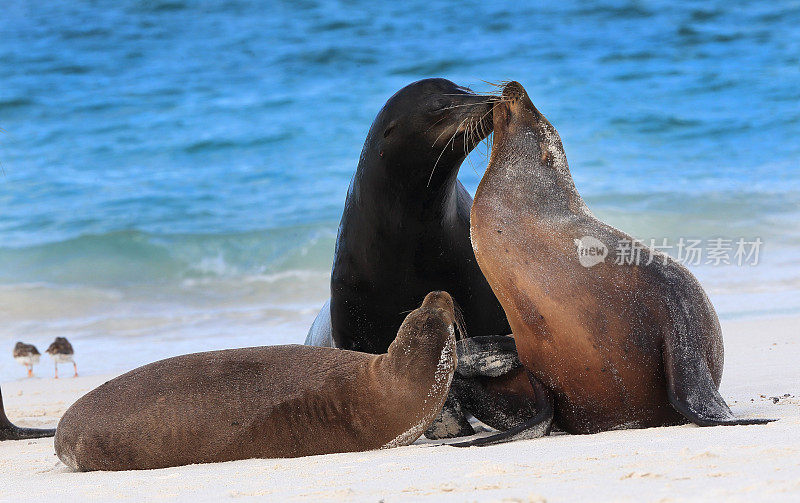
[55, 291, 459, 471]
[469, 81, 773, 435]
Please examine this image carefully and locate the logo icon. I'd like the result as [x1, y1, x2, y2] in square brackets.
[574, 236, 608, 268]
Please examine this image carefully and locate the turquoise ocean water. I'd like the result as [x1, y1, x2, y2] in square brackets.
[1, 1, 799, 380]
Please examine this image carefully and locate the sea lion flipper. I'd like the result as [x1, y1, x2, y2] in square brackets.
[0, 425, 57, 441]
[448, 372, 553, 447]
[664, 340, 775, 426]
[424, 384, 476, 440]
[304, 299, 335, 347]
[0, 386, 56, 441]
[456, 335, 520, 378]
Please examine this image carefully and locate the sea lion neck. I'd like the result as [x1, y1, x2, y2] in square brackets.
[380, 305, 457, 385]
[483, 87, 589, 218]
[349, 151, 462, 222]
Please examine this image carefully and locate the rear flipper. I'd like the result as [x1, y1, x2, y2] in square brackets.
[457, 367, 540, 431]
[664, 336, 775, 426]
[449, 372, 553, 447]
[424, 380, 476, 439]
[425, 335, 530, 440]
[456, 335, 521, 378]
[0, 386, 56, 441]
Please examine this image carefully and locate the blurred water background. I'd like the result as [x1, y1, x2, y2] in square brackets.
[1, 0, 798, 380]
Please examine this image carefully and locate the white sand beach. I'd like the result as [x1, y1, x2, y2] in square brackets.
[1, 315, 798, 503]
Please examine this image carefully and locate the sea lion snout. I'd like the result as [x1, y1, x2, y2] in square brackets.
[492, 81, 559, 166]
[501, 81, 526, 101]
[420, 290, 455, 316]
[395, 291, 457, 341]
[499, 81, 541, 120]
[493, 82, 531, 137]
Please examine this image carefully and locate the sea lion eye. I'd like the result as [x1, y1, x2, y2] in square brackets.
[383, 122, 396, 138]
[432, 99, 448, 111]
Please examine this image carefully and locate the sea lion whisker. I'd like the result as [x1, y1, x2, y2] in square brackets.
[438, 100, 499, 111]
[439, 94, 500, 99]
[460, 106, 494, 175]
[431, 111, 471, 146]
[477, 119, 486, 151]
[452, 299, 467, 341]
[462, 118, 474, 172]
[470, 106, 495, 163]
[467, 119, 482, 176]
[472, 117, 481, 149]
[441, 101, 500, 112]
[483, 132, 493, 160]
[476, 107, 493, 135]
[430, 121, 455, 148]
[478, 79, 497, 86]
[464, 117, 473, 158]
[481, 80, 513, 92]
[462, 119, 468, 158]
[428, 117, 468, 187]
[438, 99, 495, 104]
[424, 115, 450, 134]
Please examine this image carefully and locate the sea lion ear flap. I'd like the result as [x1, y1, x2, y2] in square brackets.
[383, 120, 397, 138]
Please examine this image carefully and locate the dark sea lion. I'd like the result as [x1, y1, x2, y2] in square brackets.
[55, 291, 459, 471]
[307, 78, 504, 352]
[0, 386, 56, 441]
[469, 81, 774, 435]
[304, 78, 547, 438]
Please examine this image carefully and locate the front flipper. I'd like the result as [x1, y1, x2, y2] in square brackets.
[427, 336, 530, 440]
[456, 367, 539, 431]
[664, 336, 775, 426]
[424, 379, 476, 439]
[456, 335, 521, 378]
[1, 386, 56, 441]
[450, 372, 554, 447]
[454, 335, 544, 436]
[304, 299, 335, 347]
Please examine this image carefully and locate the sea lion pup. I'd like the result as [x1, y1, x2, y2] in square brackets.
[55, 291, 459, 471]
[0, 386, 56, 441]
[305, 78, 545, 438]
[469, 81, 774, 435]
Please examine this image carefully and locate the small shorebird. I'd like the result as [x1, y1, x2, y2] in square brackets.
[46, 337, 77, 379]
[12, 342, 41, 378]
